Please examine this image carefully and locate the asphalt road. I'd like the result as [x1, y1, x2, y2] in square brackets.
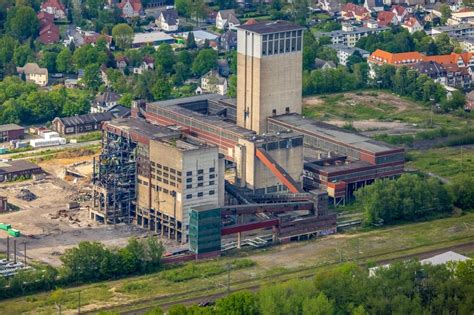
[1, 140, 100, 160]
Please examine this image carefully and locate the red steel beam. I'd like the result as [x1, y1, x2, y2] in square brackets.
[221, 219, 279, 235]
[255, 148, 303, 193]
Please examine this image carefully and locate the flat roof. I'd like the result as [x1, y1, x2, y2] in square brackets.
[133, 31, 174, 45]
[186, 30, 219, 41]
[105, 118, 180, 140]
[147, 95, 255, 138]
[269, 114, 397, 154]
[0, 124, 24, 132]
[305, 159, 373, 174]
[237, 20, 304, 34]
[0, 160, 41, 175]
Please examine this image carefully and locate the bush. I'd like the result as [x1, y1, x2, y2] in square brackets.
[355, 174, 452, 226]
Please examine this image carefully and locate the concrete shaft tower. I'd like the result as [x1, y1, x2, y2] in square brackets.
[236, 21, 304, 134]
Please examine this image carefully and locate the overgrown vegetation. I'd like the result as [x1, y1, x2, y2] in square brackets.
[0, 238, 164, 300]
[164, 260, 474, 315]
[355, 174, 452, 226]
[161, 259, 255, 282]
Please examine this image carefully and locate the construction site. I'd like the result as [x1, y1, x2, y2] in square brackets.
[87, 21, 404, 258]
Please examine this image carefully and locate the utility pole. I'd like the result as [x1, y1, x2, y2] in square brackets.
[24, 242, 26, 265]
[78, 291, 81, 314]
[226, 263, 231, 296]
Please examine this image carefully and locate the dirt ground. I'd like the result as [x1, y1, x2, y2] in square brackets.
[303, 92, 420, 133]
[0, 153, 178, 266]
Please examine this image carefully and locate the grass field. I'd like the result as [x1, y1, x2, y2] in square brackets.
[407, 147, 474, 179]
[2, 212, 474, 314]
[303, 91, 473, 129]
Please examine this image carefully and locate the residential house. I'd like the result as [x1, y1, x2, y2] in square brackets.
[364, 0, 384, 12]
[314, 58, 337, 69]
[402, 17, 423, 33]
[199, 70, 228, 95]
[116, 56, 129, 71]
[0, 124, 24, 143]
[39, 23, 60, 45]
[377, 11, 398, 26]
[118, 0, 142, 18]
[91, 91, 121, 113]
[448, 11, 474, 25]
[220, 30, 237, 51]
[156, 8, 179, 32]
[442, 63, 471, 89]
[133, 56, 154, 74]
[341, 3, 371, 21]
[319, 0, 342, 14]
[52, 112, 116, 134]
[145, 0, 173, 8]
[465, 90, 474, 111]
[329, 44, 370, 66]
[392, 5, 408, 23]
[40, 0, 66, 20]
[217, 59, 230, 77]
[37, 11, 60, 45]
[431, 24, 474, 37]
[411, 61, 447, 84]
[216, 9, 240, 30]
[316, 23, 389, 47]
[368, 49, 474, 87]
[16, 63, 48, 86]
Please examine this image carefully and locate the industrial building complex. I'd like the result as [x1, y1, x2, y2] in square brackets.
[90, 21, 405, 257]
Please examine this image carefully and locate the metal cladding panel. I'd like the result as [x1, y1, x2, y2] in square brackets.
[221, 219, 279, 235]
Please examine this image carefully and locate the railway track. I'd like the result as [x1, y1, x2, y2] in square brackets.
[85, 239, 474, 315]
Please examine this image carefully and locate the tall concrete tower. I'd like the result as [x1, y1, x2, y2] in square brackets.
[236, 21, 304, 134]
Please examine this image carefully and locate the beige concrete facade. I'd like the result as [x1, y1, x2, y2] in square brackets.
[136, 138, 224, 238]
[236, 27, 303, 134]
[235, 133, 303, 193]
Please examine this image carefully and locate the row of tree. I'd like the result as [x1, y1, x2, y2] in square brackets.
[159, 260, 474, 315]
[0, 237, 164, 299]
[356, 27, 456, 55]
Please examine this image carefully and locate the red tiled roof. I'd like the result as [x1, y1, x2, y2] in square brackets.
[84, 33, 112, 45]
[39, 24, 60, 44]
[377, 11, 396, 26]
[369, 49, 424, 64]
[245, 18, 258, 25]
[370, 49, 474, 68]
[403, 17, 420, 27]
[41, 0, 65, 12]
[392, 5, 406, 16]
[341, 3, 369, 17]
[37, 11, 55, 28]
[118, 0, 142, 13]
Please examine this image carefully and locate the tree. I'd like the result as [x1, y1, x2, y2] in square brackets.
[40, 51, 58, 73]
[56, 48, 73, 73]
[175, 0, 189, 16]
[292, 0, 309, 25]
[440, 4, 451, 25]
[441, 90, 465, 112]
[192, 49, 218, 76]
[155, 43, 175, 73]
[173, 62, 190, 85]
[449, 174, 474, 210]
[82, 64, 101, 90]
[112, 23, 134, 50]
[13, 44, 34, 67]
[302, 293, 335, 315]
[355, 174, 452, 226]
[6, 5, 39, 41]
[227, 75, 237, 97]
[434, 33, 454, 55]
[215, 291, 259, 315]
[186, 32, 196, 49]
